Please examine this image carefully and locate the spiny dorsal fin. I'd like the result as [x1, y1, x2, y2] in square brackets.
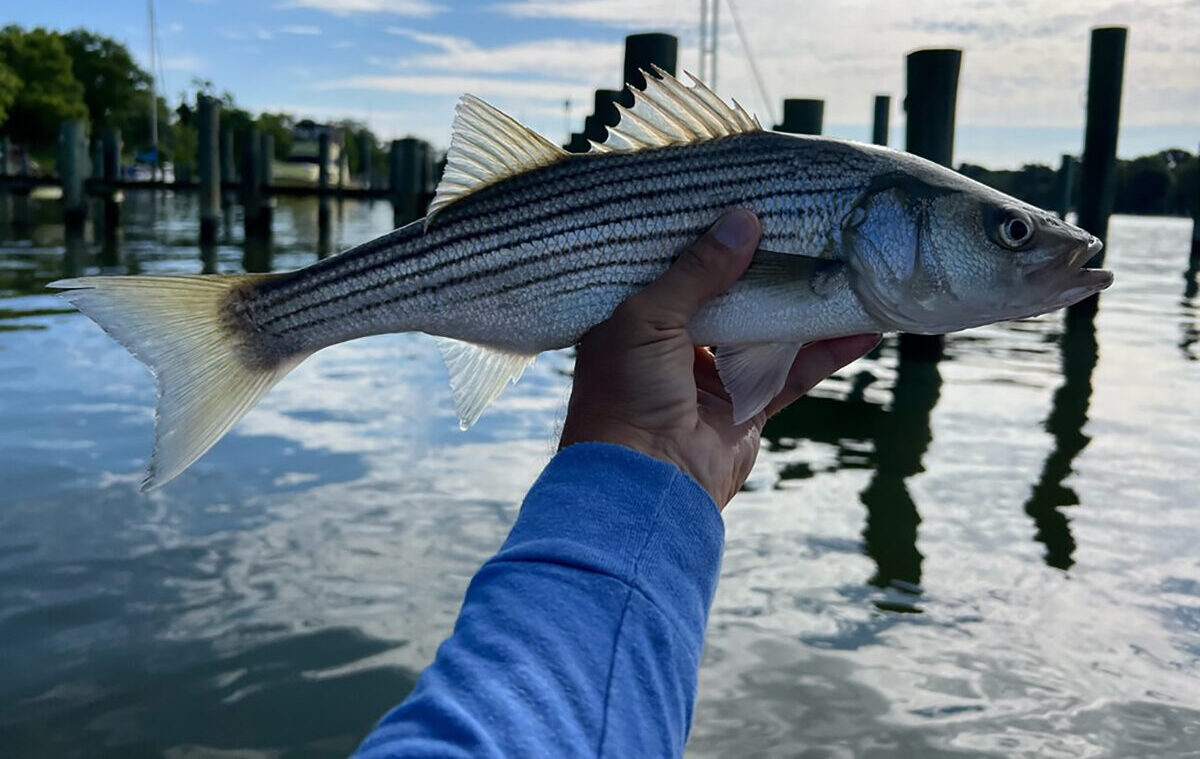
[595, 66, 761, 154]
[428, 69, 759, 220]
[428, 95, 567, 221]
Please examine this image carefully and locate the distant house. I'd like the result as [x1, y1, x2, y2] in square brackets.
[274, 119, 344, 187]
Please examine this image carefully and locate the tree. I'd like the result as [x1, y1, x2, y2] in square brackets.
[0, 26, 87, 156]
[256, 112, 294, 160]
[0, 60, 19, 124]
[59, 29, 150, 130]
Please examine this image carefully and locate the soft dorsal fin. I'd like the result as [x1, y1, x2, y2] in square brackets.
[593, 66, 761, 153]
[427, 95, 568, 220]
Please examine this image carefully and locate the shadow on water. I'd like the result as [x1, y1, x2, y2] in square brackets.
[763, 345, 943, 612]
[0, 618, 415, 758]
[1022, 310, 1098, 571]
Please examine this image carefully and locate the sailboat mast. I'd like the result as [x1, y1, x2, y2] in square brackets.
[147, 0, 159, 179]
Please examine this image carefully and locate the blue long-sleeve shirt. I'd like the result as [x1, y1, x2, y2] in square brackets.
[354, 442, 725, 758]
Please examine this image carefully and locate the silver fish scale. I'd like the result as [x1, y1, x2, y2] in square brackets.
[247, 132, 884, 358]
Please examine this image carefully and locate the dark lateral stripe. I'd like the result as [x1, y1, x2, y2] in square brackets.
[257, 166, 865, 331]
[256, 135, 866, 312]
[253, 143, 793, 311]
[256, 184, 808, 331]
[275, 203, 810, 333]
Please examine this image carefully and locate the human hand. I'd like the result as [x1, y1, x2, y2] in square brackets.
[558, 209, 882, 510]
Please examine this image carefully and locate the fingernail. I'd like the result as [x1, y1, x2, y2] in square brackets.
[712, 210, 757, 248]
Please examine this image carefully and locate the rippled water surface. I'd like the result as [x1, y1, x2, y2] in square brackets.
[1, 193, 1197, 757]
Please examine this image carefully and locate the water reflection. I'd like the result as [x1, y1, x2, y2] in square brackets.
[1022, 312, 1098, 570]
[1182, 257, 1198, 360]
[763, 347, 943, 609]
[862, 357, 940, 602]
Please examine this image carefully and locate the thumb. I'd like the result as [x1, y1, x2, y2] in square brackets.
[637, 209, 761, 327]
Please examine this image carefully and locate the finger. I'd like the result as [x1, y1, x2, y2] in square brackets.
[693, 347, 730, 401]
[763, 333, 882, 418]
[634, 209, 761, 328]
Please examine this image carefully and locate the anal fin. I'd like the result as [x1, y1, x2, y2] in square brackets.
[714, 342, 802, 424]
[436, 338, 536, 429]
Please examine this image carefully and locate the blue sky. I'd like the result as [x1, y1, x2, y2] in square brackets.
[6, 0, 1198, 168]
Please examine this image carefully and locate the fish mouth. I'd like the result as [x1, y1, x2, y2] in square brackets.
[1026, 235, 1113, 302]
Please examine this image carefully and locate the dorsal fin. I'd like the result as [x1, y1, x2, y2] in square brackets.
[427, 95, 568, 220]
[428, 68, 761, 220]
[595, 66, 761, 153]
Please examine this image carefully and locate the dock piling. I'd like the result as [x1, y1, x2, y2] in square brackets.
[1056, 154, 1076, 219]
[259, 132, 274, 235]
[390, 137, 426, 227]
[57, 121, 90, 231]
[197, 95, 221, 245]
[242, 126, 264, 239]
[358, 131, 373, 190]
[1076, 26, 1127, 261]
[901, 48, 963, 361]
[775, 98, 824, 135]
[872, 95, 890, 146]
[621, 33, 678, 99]
[100, 127, 123, 263]
[318, 132, 331, 257]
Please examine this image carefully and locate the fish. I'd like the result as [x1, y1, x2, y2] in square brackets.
[50, 67, 1113, 490]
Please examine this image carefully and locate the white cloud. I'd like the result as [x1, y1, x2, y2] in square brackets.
[277, 0, 443, 16]
[282, 25, 322, 35]
[317, 74, 587, 101]
[381, 29, 622, 80]
[490, 0, 1200, 140]
[493, 0, 682, 27]
[162, 53, 204, 72]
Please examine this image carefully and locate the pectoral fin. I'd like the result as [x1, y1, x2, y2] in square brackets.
[713, 342, 802, 424]
[436, 338, 536, 429]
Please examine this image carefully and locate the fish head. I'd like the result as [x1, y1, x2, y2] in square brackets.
[839, 162, 1113, 334]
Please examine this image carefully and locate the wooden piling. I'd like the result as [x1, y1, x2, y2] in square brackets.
[620, 33, 678, 105]
[588, 89, 623, 143]
[258, 132, 274, 235]
[390, 137, 426, 226]
[100, 127, 123, 261]
[358, 131, 373, 189]
[872, 95, 890, 146]
[242, 126, 264, 240]
[1056, 154, 1076, 219]
[220, 128, 234, 205]
[0, 136, 9, 232]
[902, 48, 962, 361]
[1192, 143, 1200, 263]
[101, 128, 122, 184]
[318, 132, 331, 257]
[1076, 27, 1127, 262]
[58, 121, 90, 230]
[197, 95, 221, 244]
[776, 99, 824, 135]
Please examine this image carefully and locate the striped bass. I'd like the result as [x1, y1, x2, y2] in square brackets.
[51, 68, 1112, 489]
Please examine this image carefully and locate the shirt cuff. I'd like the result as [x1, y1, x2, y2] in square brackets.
[493, 442, 725, 646]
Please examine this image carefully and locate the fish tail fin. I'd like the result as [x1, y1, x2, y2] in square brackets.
[49, 274, 304, 491]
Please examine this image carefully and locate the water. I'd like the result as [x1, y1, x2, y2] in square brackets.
[1, 192, 1197, 757]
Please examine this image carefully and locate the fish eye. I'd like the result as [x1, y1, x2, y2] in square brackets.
[998, 210, 1035, 249]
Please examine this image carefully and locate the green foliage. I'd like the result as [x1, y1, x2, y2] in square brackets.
[0, 60, 19, 124]
[962, 149, 1199, 218]
[59, 29, 150, 130]
[0, 25, 87, 156]
[256, 112, 295, 160]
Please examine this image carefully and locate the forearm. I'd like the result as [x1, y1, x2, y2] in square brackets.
[354, 443, 724, 758]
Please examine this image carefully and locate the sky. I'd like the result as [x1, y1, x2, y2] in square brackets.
[5, 0, 1199, 168]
